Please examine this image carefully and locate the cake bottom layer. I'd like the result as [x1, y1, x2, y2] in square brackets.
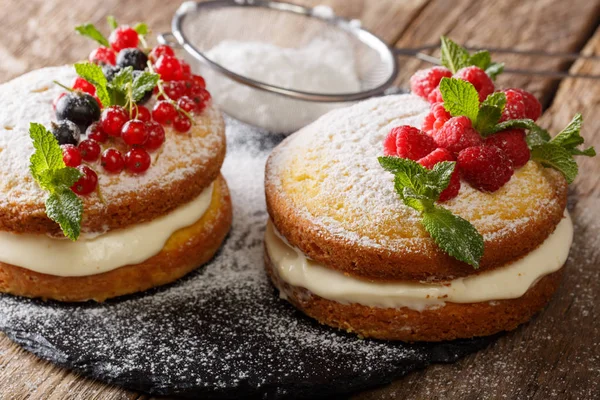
[0, 175, 232, 302]
[264, 248, 563, 342]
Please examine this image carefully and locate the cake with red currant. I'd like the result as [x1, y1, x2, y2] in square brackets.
[263, 38, 595, 341]
[0, 19, 232, 302]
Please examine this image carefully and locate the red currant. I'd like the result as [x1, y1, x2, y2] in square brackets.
[180, 60, 192, 77]
[93, 95, 103, 109]
[78, 139, 101, 162]
[154, 55, 183, 81]
[72, 77, 96, 95]
[71, 165, 98, 195]
[144, 121, 166, 151]
[152, 101, 178, 125]
[188, 86, 211, 112]
[86, 122, 108, 143]
[89, 46, 116, 65]
[177, 96, 196, 113]
[61, 144, 82, 167]
[101, 148, 125, 174]
[133, 105, 151, 122]
[101, 105, 129, 136]
[125, 148, 151, 174]
[121, 119, 148, 146]
[162, 80, 186, 100]
[149, 45, 175, 63]
[109, 26, 139, 52]
[191, 75, 206, 89]
[173, 113, 192, 133]
[52, 93, 67, 111]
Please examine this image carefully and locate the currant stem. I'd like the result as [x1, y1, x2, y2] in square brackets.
[146, 61, 195, 124]
[53, 80, 74, 92]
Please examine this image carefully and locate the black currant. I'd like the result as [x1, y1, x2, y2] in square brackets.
[102, 65, 122, 82]
[51, 120, 81, 146]
[55, 92, 101, 133]
[116, 48, 149, 71]
[132, 70, 152, 105]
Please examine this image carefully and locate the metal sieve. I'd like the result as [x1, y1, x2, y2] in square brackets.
[160, 0, 600, 133]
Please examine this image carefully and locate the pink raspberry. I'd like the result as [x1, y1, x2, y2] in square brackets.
[502, 88, 541, 121]
[410, 67, 452, 100]
[431, 116, 483, 154]
[383, 125, 436, 160]
[422, 102, 451, 134]
[427, 86, 443, 103]
[418, 148, 461, 201]
[485, 129, 531, 169]
[454, 66, 495, 102]
[458, 144, 514, 192]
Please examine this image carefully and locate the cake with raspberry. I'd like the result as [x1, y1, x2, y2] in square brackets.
[0, 20, 231, 302]
[264, 38, 595, 341]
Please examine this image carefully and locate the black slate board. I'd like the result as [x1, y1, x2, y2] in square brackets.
[0, 117, 496, 399]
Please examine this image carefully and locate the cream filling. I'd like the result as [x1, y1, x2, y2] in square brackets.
[265, 213, 573, 311]
[0, 182, 214, 277]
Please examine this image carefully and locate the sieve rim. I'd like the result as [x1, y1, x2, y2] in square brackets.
[165, 0, 399, 103]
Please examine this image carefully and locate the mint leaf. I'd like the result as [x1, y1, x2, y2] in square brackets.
[109, 66, 134, 92]
[440, 36, 470, 73]
[485, 62, 504, 80]
[430, 161, 455, 197]
[132, 71, 159, 102]
[75, 23, 109, 47]
[485, 118, 537, 137]
[133, 23, 148, 35]
[439, 77, 480, 123]
[402, 187, 433, 212]
[531, 143, 578, 184]
[551, 113, 583, 149]
[107, 16, 118, 30]
[74, 62, 110, 107]
[481, 92, 506, 110]
[46, 187, 83, 241]
[468, 50, 491, 70]
[422, 206, 484, 268]
[526, 124, 552, 147]
[29, 123, 65, 180]
[570, 147, 596, 157]
[475, 105, 503, 134]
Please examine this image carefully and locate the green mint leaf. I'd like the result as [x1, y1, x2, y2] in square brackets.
[468, 50, 491, 70]
[29, 123, 65, 181]
[74, 62, 110, 107]
[46, 187, 83, 241]
[38, 167, 82, 193]
[475, 105, 503, 134]
[439, 77, 480, 123]
[133, 23, 148, 35]
[531, 143, 578, 184]
[132, 71, 159, 102]
[485, 62, 505, 80]
[570, 147, 596, 157]
[402, 187, 434, 212]
[422, 206, 484, 268]
[429, 161, 455, 196]
[481, 92, 506, 110]
[440, 36, 470, 73]
[107, 16, 118, 30]
[109, 66, 134, 92]
[551, 113, 583, 149]
[486, 118, 537, 137]
[526, 124, 552, 147]
[75, 23, 109, 47]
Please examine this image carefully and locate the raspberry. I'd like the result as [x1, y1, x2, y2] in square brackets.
[173, 113, 192, 133]
[410, 67, 452, 100]
[78, 139, 101, 162]
[121, 120, 149, 146]
[71, 165, 98, 195]
[144, 121, 166, 151]
[454, 66, 494, 102]
[149, 45, 175, 63]
[61, 145, 82, 168]
[431, 116, 483, 154]
[458, 144, 514, 192]
[101, 148, 125, 174]
[132, 105, 151, 123]
[154, 55, 183, 81]
[485, 129, 530, 168]
[86, 122, 108, 143]
[152, 101, 178, 125]
[72, 77, 96, 95]
[422, 102, 451, 134]
[382, 126, 436, 160]
[501, 88, 541, 121]
[125, 148, 151, 174]
[101, 105, 129, 137]
[418, 148, 460, 201]
[89, 46, 116, 65]
[427, 87, 443, 104]
[109, 26, 139, 52]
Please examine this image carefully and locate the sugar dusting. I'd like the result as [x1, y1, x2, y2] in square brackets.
[0, 118, 490, 398]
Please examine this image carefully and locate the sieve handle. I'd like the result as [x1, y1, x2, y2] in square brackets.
[157, 32, 183, 49]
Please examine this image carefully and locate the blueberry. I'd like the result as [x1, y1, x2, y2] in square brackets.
[102, 65, 122, 82]
[116, 48, 149, 71]
[132, 70, 152, 105]
[55, 92, 101, 133]
[51, 120, 81, 146]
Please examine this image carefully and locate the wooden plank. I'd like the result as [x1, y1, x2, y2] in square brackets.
[356, 27, 600, 400]
[393, 0, 600, 105]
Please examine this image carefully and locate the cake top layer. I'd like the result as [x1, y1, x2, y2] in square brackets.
[266, 94, 566, 264]
[0, 66, 226, 235]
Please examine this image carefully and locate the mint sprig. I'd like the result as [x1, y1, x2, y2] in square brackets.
[440, 36, 504, 80]
[379, 156, 484, 268]
[75, 23, 109, 47]
[29, 123, 83, 241]
[74, 62, 110, 107]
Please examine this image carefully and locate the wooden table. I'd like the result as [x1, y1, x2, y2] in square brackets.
[1, 0, 599, 398]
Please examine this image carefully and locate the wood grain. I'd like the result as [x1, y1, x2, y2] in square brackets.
[1, 0, 599, 399]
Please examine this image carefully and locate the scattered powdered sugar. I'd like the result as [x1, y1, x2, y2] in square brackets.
[203, 39, 361, 132]
[0, 118, 490, 398]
